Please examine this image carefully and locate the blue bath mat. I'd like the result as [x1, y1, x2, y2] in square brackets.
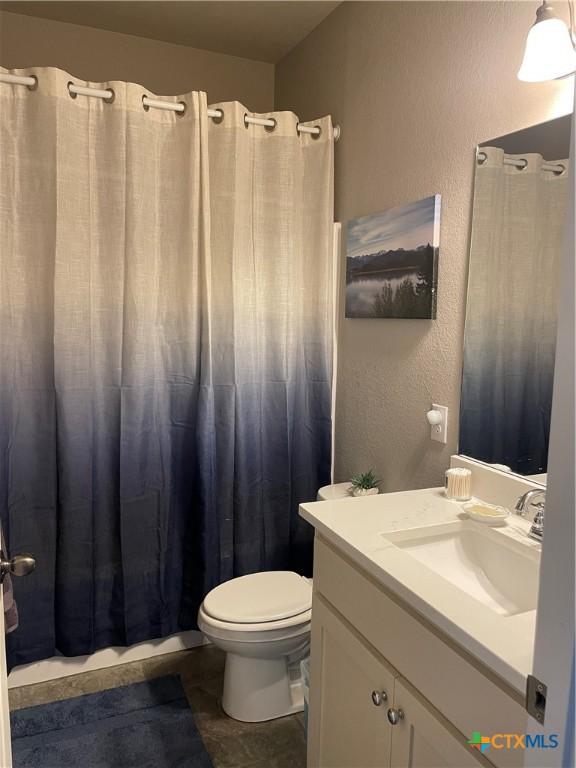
[11, 675, 214, 768]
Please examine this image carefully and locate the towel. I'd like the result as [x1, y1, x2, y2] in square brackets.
[3, 573, 18, 634]
[1, 530, 18, 634]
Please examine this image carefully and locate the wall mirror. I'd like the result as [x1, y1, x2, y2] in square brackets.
[459, 114, 572, 482]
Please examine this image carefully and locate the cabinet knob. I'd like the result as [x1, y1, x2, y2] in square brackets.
[387, 707, 404, 725]
[371, 690, 388, 706]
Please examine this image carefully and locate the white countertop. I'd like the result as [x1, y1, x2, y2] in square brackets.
[300, 487, 541, 694]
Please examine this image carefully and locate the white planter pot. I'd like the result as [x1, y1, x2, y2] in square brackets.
[352, 487, 379, 498]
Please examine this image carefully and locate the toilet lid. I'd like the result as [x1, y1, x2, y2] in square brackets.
[203, 571, 312, 624]
[317, 482, 353, 501]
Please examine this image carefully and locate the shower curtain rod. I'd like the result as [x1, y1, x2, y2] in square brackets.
[477, 150, 566, 175]
[0, 73, 342, 141]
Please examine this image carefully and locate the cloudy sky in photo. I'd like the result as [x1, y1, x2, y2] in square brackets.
[347, 195, 441, 259]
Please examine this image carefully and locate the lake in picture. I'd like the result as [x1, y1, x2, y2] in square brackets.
[345, 195, 441, 319]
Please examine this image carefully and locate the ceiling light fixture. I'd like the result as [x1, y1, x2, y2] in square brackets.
[518, 0, 576, 82]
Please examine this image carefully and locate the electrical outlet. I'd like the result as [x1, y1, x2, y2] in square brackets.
[430, 404, 448, 444]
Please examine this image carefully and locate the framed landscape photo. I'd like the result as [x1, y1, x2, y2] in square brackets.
[345, 194, 441, 319]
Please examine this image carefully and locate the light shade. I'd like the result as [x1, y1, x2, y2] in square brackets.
[518, 12, 576, 82]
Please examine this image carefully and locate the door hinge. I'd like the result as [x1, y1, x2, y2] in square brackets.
[526, 674, 547, 724]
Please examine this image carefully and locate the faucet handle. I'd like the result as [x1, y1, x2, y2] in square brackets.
[515, 490, 545, 541]
[529, 501, 545, 542]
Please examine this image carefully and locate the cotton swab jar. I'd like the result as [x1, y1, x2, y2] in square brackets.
[444, 468, 472, 501]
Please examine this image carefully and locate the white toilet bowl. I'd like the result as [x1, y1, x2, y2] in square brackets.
[198, 571, 312, 722]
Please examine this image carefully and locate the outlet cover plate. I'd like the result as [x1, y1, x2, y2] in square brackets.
[431, 404, 448, 444]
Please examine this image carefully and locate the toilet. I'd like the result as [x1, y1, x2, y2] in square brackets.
[198, 483, 352, 722]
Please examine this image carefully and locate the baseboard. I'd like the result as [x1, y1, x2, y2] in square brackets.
[8, 631, 207, 689]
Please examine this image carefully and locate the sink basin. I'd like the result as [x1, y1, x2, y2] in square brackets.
[383, 522, 540, 616]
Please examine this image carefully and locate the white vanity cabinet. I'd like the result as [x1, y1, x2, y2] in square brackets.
[307, 537, 528, 768]
[310, 595, 395, 767]
[310, 595, 487, 768]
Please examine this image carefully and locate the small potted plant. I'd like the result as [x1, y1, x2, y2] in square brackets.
[350, 470, 380, 497]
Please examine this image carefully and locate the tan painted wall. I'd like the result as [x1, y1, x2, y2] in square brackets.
[276, 1, 574, 491]
[0, 10, 274, 109]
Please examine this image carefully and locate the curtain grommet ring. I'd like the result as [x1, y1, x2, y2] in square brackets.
[26, 75, 38, 91]
[553, 163, 566, 176]
[243, 112, 250, 129]
[477, 151, 488, 166]
[311, 124, 322, 139]
[142, 94, 150, 111]
[211, 108, 224, 124]
[67, 81, 78, 99]
[517, 159, 528, 171]
[104, 88, 115, 105]
[176, 101, 186, 117]
[264, 117, 277, 133]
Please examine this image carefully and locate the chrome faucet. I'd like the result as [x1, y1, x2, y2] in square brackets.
[515, 489, 545, 542]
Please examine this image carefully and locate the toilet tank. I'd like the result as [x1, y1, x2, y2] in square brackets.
[316, 482, 353, 502]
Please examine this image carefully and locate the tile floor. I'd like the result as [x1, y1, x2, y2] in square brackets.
[9, 645, 308, 768]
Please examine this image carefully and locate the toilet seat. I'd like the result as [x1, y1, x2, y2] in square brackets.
[198, 603, 311, 642]
[202, 571, 312, 625]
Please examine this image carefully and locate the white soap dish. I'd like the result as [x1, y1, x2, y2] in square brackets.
[461, 501, 509, 526]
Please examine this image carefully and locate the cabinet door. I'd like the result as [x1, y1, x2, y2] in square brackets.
[389, 678, 489, 768]
[308, 595, 396, 768]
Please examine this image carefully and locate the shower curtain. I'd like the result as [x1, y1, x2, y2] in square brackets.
[460, 146, 568, 475]
[0, 67, 334, 667]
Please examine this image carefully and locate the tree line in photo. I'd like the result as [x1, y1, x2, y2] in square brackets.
[346, 243, 438, 319]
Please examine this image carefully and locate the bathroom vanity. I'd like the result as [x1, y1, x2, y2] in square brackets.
[300, 487, 541, 768]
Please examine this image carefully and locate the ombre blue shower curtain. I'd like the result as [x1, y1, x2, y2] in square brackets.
[0, 67, 334, 667]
